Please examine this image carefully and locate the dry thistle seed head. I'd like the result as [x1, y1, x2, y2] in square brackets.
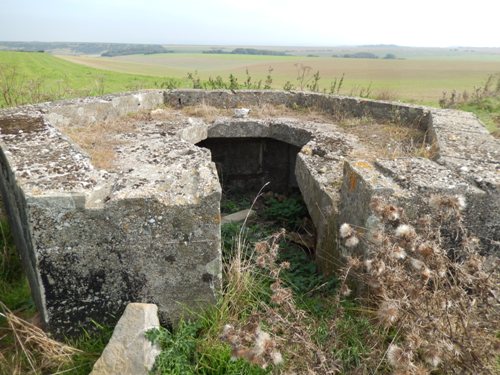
[409, 257, 426, 271]
[390, 246, 407, 260]
[270, 244, 280, 257]
[222, 324, 235, 336]
[270, 280, 281, 291]
[256, 255, 267, 268]
[270, 350, 283, 365]
[464, 254, 483, 273]
[345, 235, 360, 248]
[370, 196, 384, 213]
[416, 242, 435, 258]
[387, 344, 414, 370]
[279, 261, 290, 270]
[406, 332, 423, 350]
[417, 214, 432, 228]
[422, 346, 442, 368]
[254, 327, 272, 356]
[420, 266, 432, 280]
[366, 276, 384, 292]
[340, 283, 352, 297]
[368, 259, 386, 276]
[370, 230, 385, 245]
[395, 224, 417, 240]
[429, 194, 466, 213]
[271, 286, 293, 305]
[346, 256, 362, 269]
[254, 241, 268, 254]
[364, 259, 373, 272]
[437, 265, 447, 278]
[340, 223, 355, 238]
[383, 204, 402, 222]
[377, 300, 399, 327]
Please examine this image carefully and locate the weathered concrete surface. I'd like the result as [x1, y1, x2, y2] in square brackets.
[45, 91, 165, 128]
[0, 92, 221, 336]
[0, 89, 498, 337]
[340, 157, 498, 255]
[164, 90, 430, 129]
[91, 303, 161, 375]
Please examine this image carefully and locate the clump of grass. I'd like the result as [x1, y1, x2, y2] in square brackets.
[181, 101, 231, 123]
[375, 89, 398, 101]
[439, 73, 500, 135]
[342, 118, 435, 160]
[0, 302, 83, 375]
[439, 73, 500, 109]
[0, 220, 32, 313]
[339, 195, 500, 373]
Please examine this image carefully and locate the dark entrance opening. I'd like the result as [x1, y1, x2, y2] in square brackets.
[196, 137, 301, 195]
[197, 136, 329, 295]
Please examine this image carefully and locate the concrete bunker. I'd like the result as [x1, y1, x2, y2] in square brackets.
[0, 89, 497, 337]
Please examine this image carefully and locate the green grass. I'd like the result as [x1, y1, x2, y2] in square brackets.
[0, 51, 169, 107]
[61, 52, 500, 104]
[0, 220, 34, 314]
[147, 320, 268, 375]
[458, 97, 500, 133]
[59, 324, 114, 375]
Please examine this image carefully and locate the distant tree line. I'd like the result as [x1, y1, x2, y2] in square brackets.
[101, 45, 173, 57]
[203, 48, 288, 56]
[332, 52, 397, 59]
[0, 41, 172, 56]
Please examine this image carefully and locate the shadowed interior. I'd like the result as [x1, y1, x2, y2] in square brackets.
[197, 137, 301, 195]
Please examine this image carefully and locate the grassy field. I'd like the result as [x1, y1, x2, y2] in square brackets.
[60, 52, 500, 105]
[0, 51, 162, 107]
[1, 50, 498, 132]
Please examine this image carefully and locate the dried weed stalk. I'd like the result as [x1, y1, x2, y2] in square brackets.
[0, 302, 81, 374]
[221, 229, 339, 373]
[340, 195, 499, 374]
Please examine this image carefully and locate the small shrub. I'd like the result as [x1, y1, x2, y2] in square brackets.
[158, 77, 181, 89]
[283, 80, 295, 91]
[263, 67, 273, 90]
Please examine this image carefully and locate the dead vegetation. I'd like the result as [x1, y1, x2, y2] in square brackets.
[208, 190, 500, 374]
[57, 115, 138, 170]
[338, 196, 500, 374]
[0, 302, 81, 375]
[220, 229, 339, 373]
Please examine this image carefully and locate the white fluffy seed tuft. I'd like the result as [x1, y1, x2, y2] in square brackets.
[395, 224, 416, 240]
[340, 223, 354, 238]
[345, 236, 360, 248]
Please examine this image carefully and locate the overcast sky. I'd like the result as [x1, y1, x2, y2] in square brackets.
[1, 0, 498, 47]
